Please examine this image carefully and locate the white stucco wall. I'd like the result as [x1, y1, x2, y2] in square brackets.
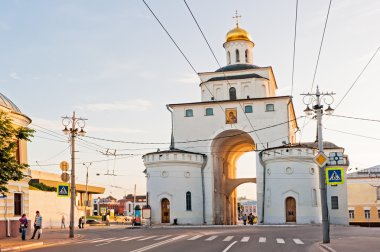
[29, 190, 84, 228]
[144, 152, 205, 225]
[262, 148, 321, 224]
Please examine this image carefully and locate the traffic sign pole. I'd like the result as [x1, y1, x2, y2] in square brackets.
[316, 87, 330, 244]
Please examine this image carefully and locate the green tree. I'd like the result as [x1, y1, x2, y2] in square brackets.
[0, 111, 34, 194]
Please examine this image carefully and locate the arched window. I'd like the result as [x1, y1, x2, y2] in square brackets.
[235, 49, 240, 63]
[227, 51, 231, 64]
[186, 191, 192, 211]
[229, 87, 237, 100]
[245, 49, 248, 62]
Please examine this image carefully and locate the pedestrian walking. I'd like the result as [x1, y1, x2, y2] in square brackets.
[61, 215, 65, 229]
[78, 216, 82, 229]
[81, 216, 85, 229]
[19, 214, 28, 240]
[242, 214, 247, 225]
[30, 211, 42, 239]
[248, 213, 253, 225]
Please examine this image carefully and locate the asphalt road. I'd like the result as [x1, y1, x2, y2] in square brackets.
[27, 225, 327, 252]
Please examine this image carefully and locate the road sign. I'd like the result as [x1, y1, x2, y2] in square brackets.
[326, 167, 345, 185]
[328, 152, 345, 166]
[61, 172, 70, 182]
[57, 184, 70, 197]
[60, 161, 69, 171]
[314, 152, 328, 167]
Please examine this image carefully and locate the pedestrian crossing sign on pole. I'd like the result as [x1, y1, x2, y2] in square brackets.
[326, 167, 345, 185]
[57, 184, 70, 197]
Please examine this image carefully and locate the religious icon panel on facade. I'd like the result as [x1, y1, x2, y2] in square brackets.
[225, 108, 237, 124]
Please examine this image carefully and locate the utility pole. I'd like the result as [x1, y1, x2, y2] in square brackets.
[62, 112, 87, 238]
[302, 86, 335, 244]
[83, 162, 92, 224]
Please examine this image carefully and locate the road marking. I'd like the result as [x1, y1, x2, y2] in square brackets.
[205, 235, 218, 241]
[223, 236, 234, 241]
[154, 235, 172, 240]
[188, 235, 203, 240]
[259, 237, 266, 243]
[95, 237, 131, 246]
[130, 235, 187, 252]
[122, 236, 143, 242]
[138, 236, 158, 241]
[222, 241, 237, 252]
[75, 238, 104, 244]
[293, 238, 304, 244]
[241, 236, 250, 242]
[276, 238, 285, 244]
[91, 237, 127, 243]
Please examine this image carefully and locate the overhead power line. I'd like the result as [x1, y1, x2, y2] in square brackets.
[83, 117, 302, 145]
[183, 1, 266, 149]
[330, 114, 380, 123]
[310, 0, 332, 92]
[332, 46, 380, 113]
[325, 128, 380, 141]
[290, 0, 299, 96]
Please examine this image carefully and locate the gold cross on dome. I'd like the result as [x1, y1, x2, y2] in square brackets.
[233, 10, 242, 27]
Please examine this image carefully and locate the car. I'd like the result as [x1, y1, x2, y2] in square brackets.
[86, 219, 101, 224]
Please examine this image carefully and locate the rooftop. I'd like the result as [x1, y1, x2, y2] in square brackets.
[0, 92, 22, 113]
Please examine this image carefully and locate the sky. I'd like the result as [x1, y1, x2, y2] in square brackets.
[1, 0, 379, 200]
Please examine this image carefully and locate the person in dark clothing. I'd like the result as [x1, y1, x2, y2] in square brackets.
[19, 214, 28, 240]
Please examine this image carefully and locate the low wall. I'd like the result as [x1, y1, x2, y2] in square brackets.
[0, 220, 31, 238]
[29, 190, 84, 228]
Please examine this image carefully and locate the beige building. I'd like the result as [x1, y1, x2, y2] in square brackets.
[29, 171, 105, 228]
[0, 93, 32, 238]
[347, 166, 380, 227]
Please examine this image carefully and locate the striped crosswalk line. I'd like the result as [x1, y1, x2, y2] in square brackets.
[95, 237, 131, 246]
[223, 236, 234, 241]
[138, 236, 157, 241]
[276, 238, 285, 244]
[154, 235, 172, 240]
[241, 236, 250, 242]
[259, 237, 266, 243]
[122, 236, 144, 242]
[188, 235, 203, 240]
[293, 238, 304, 244]
[205, 235, 218, 241]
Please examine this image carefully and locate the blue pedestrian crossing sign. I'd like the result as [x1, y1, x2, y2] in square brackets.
[57, 184, 70, 197]
[326, 167, 345, 185]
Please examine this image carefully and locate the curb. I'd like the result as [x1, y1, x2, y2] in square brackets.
[319, 243, 336, 252]
[0, 242, 44, 252]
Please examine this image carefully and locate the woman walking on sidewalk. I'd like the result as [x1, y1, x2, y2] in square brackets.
[19, 214, 28, 240]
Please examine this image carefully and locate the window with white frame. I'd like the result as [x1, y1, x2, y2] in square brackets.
[364, 209, 371, 219]
[185, 109, 193, 117]
[14, 193, 22, 216]
[205, 108, 213, 116]
[349, 210, 355, 219]
[331, 196, 339, 209]
[266, 104, 274, 112]
[244, 105, 253, 113]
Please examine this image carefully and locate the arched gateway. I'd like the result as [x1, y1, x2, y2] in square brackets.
[142, 18, 351, 226]
[211, 129, 256, 225]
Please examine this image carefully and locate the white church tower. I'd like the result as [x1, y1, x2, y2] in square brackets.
[143, 15, 348, 226]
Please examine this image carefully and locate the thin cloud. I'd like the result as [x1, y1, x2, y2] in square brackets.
[79, 99, 152, 112]
[176, 73, 200, 84]
[9, 72, 21, 80]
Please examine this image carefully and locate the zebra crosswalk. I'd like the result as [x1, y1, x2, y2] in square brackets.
[63, 234, 306, 247]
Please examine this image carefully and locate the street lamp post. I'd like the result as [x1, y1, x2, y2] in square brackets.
[302, 86, 335, 244]
[62, 111, 87, 238]
[83, 162, 92, 225]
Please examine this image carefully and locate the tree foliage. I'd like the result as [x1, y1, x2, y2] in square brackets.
[0, 111, 34, 194]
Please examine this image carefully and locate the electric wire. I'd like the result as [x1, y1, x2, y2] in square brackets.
[299, 0, 333, 143]
[329, 46, 380, 115]
[290, 0, 299, 97]
[330, 114, 380, 123]
[183, 0, 266, 148]
[325, 128, 380, 141]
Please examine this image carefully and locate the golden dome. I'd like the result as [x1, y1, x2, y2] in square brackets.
[225, 26, 252, 43]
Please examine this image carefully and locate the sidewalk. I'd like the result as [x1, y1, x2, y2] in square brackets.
[319, 236, 380, 252]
